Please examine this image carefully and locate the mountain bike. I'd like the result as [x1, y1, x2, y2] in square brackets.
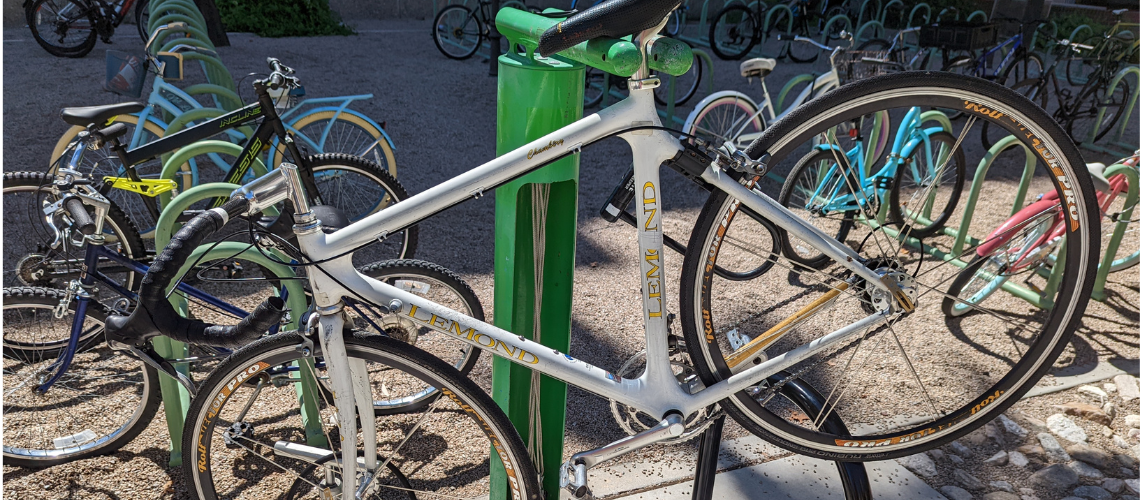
[978, 32, 1134, 150]
[1064, 8, 1138, 87]
[944, 151, 1139, 316]
[103, 2, 1101, 498]
[3, 59, 416, 290]
[708, 0, 848, 61]
[25, 0, 150, 58]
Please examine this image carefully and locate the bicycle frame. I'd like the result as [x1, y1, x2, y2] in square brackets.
[974, 33, 1022, 78]
[265, 85, 897, 485]
[716, 70, 840, 149]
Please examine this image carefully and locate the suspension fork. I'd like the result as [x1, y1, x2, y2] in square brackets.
[35, 238, 102, 393]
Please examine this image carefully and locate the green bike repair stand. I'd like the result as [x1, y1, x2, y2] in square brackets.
[490, 38, 583, 500]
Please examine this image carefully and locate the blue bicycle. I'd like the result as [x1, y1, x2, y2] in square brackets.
[777, 106, 966, 268]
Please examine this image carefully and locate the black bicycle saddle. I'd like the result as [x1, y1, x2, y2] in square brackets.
[60, 102, 146, 127]
[536, 0, 682, 56]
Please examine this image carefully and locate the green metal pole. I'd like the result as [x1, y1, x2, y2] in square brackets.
[490, 32, 583, 500]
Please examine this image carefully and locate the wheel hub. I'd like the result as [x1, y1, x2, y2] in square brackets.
[17, 254, 51, 286]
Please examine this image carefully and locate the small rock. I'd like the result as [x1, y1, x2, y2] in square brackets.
[896, 452, 938, 478]
[1123, 496, 1140, 500]
[1105, 383, 1118, 393]
[1021, 496, 1041, 500]
[1115, 375, 1140, 402]
[950, 453, 966, 464]
[955, 468, 985, 490]
[982, 493, 1019, 500]
[1079, 385, 1109, 400]
[930, 449, 946, 461]
[1019, 488, 1036, 495]
[1123, 467, 1138, 478]
[1105, 403, 1118, 420]
[1039, 433, 1073, 462]
[1055, 402, 1113, 426]
[1126, 415, 1140, 429]
[1066, 443, 1111, 468]
[1048, 414, 1089, 443]
[1118, 453, 1138, 469]
[1019, 444, 1046, 457]
[1024, 416, 1049, 433]
[1070, 460, 1104, 479]
[1130, 429, 1140, 439]
[985, 422, 1005, 445]
[963, 427, 990, 447]
[1115, 435, 1132, 449]
[950, 440, 974, 458]
[1072, 485, 1111, 500]
[990, 480, 1014, 492]
[999, 415, 1029, 438]
[1029, 464, 1080, 489]
[941, 485, 974, 500]
[1103, 478, 1126, 493]
[985, 451, 1009, 465]
[1103, 428, 1115, 437]
[1009, 451, 1030, 467]
[1128, 479, 1140, 494]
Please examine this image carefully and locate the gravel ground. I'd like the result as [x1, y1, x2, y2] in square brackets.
[3, 17, 1138, 500]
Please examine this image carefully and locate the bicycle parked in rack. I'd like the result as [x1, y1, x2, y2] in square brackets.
[3, 58, 416, 290]
[708, 0, 849, 61]
[25, 0, 150, 58]
[101, 1, 1102, 497]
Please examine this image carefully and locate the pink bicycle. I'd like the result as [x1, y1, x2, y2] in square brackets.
[944, 151, 1138, 316]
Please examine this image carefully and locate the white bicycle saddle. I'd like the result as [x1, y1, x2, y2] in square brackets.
[1086, 162, 1112, 194]
[740, 58, 776, 79]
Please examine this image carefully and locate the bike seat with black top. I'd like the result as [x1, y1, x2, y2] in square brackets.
[60, 102, 147, 127]
[536, 0, 682, 57]
[740, 58, 776, 79]
[1086, 162, 1112, 194]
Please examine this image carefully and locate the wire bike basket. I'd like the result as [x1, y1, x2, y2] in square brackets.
[834, 50, 890, 84]
[919, 21, 997, 51]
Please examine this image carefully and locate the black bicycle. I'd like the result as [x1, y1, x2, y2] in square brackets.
[432, 0, 500, 60]
[708, 0, 848, 61]
[4, 58, 416, 290]
[25, 0, 150, 58]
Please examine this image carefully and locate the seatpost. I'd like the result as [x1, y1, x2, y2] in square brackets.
[632, 15, 673, 80]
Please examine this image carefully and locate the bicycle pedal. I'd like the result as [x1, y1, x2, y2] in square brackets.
[560, 461, 592, 499]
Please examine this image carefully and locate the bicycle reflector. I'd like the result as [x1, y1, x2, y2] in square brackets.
[104, 50, 146, 98]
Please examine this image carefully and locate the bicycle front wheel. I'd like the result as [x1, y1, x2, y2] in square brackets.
[433, 5, 483, 60]
[709, 5, 759, 60]
[680, 71, 1099, 461]
[3, 286, 161, 467]
[272, 110, 397, 179]
[27, 0, 97, 58]
[777, 148, 856, 268]
[182, 331, 540, 500]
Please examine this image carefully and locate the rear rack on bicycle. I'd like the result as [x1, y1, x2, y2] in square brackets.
[919, 21, 997, 51]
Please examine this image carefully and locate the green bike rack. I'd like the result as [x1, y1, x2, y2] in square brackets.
[907, 3, 930, 28]
[1091, 164, 1138, 300]
[966, 10, 987, 23]
[762, 4, 794, 58]
[157, 35, 214, 54]
[151, 182, 307, 466]
[492, 7, 693, 498]
[184, 83, 245, 112]
[158, 140, 269, 209]
[776, 73, 816, 115]
[149, 12, 208, 36]
[149, 24, 213, 50]
[880, 0, 904, 26]
[1079, 66, 1140, 157]
[854, 19, 884, 42]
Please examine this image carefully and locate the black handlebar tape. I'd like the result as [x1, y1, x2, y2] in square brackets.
[64, 197, 96, 235]
[105, 197, 287, 348]
[536, 0, 682, 57]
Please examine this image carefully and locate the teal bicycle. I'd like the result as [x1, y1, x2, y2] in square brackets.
[777, 106, 965, 268]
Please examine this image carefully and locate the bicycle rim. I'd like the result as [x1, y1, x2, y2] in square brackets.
[433, 6, 482, 60]
[273, 110, 397, 178]
[680, 72, 1098, 460]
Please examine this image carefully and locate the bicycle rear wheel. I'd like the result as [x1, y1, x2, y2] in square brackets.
[680, 71, 1099, 461]
[709, 5, 759, 60]
[3, 286, 161, 467]
[433, 5, 483, 60]
[654, 54, 703, 107]
[272, 110, 398, 179]
[777, 148, 857, 268]
[27, 0, 97, 58]
[1066, 77, 1131, 144]
[684, 93, 765, 148]
[182, 331, 539, 499]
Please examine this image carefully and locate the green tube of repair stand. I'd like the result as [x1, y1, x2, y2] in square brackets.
[490, 41, 582, 499]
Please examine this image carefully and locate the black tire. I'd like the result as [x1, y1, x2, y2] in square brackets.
[26, 0, 97, 58]
[680, 71, 1098, 461]
[133, 0, 149, 42]
[981, 77, 1049, 151]
[1066, 77, 1131, 144]
[887, 130, 967, 239]
[182, 331, 540, 500]
[786, 33, 821, 64]
[356, 259, 485, 413]
[3, 286, 161, 467]
[938, 55, 976, 119]
[307, 153, 419, 264]
[654, 53, 703, 107]
[3, 171, 147, 294]
[709, 5, 759, 60]
[777, 149, 856, 268]
[998, 52, 1044, 86]
[432, 4, 483, 60]
[584, 66, 607, 108]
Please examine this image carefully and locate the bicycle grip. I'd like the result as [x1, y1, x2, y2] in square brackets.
[64, 196, 96, 236]
[104, 197, 288, 348]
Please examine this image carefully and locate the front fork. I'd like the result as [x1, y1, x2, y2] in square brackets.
[315, 307, 379, 498]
